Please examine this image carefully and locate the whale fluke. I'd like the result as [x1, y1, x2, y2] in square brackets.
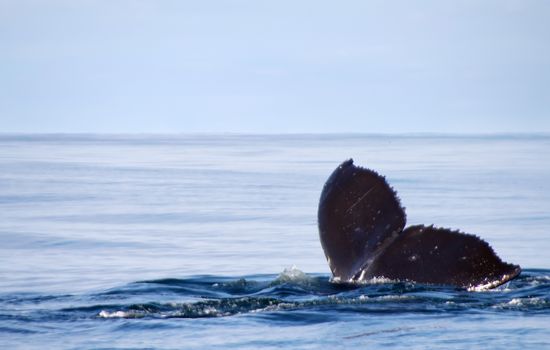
[318, 159, 521, 289]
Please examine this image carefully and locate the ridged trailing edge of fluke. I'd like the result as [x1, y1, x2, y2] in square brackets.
[317, 159, 521, 289]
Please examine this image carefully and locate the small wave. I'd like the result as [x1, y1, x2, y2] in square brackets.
[3, 268, 550, 325]
[343, 326, 417, 339]
[492, 297, 549, 310]
[96, 297, 285, 319]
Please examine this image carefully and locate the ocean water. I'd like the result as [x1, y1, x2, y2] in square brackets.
[0, 134, 549, 349]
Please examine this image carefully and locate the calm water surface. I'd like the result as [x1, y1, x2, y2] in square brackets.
[0, 134, 549, 349]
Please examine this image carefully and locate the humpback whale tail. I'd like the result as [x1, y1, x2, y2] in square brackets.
[318, 159, 521, 289]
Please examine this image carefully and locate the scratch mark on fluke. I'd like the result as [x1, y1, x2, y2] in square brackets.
[318, 159, 521, 289]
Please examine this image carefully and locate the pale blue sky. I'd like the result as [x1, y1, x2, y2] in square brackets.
[1, 0, 549, 133]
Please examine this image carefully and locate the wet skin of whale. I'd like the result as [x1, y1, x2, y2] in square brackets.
[318, 159, 521, 289]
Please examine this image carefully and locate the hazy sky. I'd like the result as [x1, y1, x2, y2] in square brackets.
[1, 0, 549, 133]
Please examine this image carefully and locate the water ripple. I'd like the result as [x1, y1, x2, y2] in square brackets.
[2, 268, 549, 331]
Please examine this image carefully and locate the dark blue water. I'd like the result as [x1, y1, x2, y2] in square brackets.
[2, 268, 550, 349]
[1, 134, 549, 348]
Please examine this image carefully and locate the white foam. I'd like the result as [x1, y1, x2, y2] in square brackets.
[492, 297, 545, 309]
[98, 310, 131, 318]
[508, 297, 543, 306]
[200, 306, 218, 316]
[356, 276, 399, 285]
[330, 275, 398, 285]
[375, 294, 411, 301]
[251, 302, 295, 313]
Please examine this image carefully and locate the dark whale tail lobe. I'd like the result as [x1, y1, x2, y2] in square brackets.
[318, 159, 521, 289]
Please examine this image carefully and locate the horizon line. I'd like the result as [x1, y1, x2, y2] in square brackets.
[1, 131, 550, 138]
